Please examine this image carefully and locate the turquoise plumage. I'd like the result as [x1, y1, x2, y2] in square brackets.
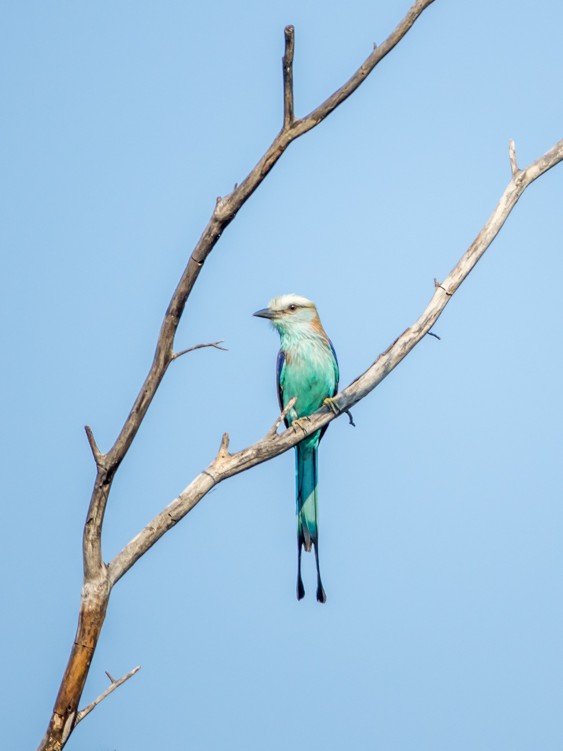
[254, 294, 339, 603]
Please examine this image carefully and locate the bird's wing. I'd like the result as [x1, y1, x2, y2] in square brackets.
[276, 348, 286, 413]
[329, 339, 340, 395]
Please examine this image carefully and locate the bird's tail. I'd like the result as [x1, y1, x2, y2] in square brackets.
[296, 443, 326, 603]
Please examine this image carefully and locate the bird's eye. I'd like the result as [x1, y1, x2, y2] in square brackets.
[289, 304, 296, 311]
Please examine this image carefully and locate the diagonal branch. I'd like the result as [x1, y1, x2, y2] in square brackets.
[107, 138, 563, 586]
[296, 0, 436, 133]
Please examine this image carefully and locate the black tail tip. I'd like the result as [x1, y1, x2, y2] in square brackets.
[297, 576, 305, 600]
[316, 583, 327, 604]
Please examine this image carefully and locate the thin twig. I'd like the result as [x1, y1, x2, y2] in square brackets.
[75, 666, 141, 725]
[172, 341, 227, 360]
[283, 25, 295, 129]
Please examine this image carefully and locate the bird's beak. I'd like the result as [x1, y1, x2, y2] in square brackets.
[253, 307, 275, 319]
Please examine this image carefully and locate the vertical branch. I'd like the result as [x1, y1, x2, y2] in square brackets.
[283, 25, 295, 129]
[38, 580, 110, 751]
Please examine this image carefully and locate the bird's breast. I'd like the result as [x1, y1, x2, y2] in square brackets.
[281, 339, 337, 418]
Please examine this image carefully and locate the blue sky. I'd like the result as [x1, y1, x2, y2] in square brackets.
[3, 1, 563, 749]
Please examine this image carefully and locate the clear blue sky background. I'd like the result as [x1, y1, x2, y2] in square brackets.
[3, 1, 563, 749]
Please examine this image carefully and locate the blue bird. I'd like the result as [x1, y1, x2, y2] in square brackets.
[254, 294, 339, 603]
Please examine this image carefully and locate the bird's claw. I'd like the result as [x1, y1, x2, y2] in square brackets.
[324, 397, 356, 427]
[292, 417, 310, 434]
[323, 397, 339, 415]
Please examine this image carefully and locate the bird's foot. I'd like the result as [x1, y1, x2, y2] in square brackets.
[291, 416, 310, 434]
[323, 397, 339, 415]
[324, 397, 356, 427]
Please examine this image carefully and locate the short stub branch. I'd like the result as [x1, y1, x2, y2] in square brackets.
[509, 138, 519, 175]
[84, 426, 103, 466]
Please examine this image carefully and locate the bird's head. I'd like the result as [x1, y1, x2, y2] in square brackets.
[253, 294, 322, 337]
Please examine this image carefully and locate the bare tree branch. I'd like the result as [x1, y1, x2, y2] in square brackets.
[107, 138, 563, 587]
[75, 666, 141, 725]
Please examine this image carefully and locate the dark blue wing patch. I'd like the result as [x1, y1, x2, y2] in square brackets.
[276, 349, 285, 412]
[329, 339, 339, 396]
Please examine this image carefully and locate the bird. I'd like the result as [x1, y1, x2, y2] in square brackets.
[254, 294, 339, 603]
